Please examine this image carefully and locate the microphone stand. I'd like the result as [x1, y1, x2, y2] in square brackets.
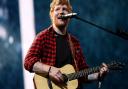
[74, 16, 128, 40]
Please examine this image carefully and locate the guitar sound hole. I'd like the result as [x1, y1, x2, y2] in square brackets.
[62, 74, 68, 83]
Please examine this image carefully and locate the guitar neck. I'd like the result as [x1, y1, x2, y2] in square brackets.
[67, 66, 100, 81]
[66, 62, 118, 81]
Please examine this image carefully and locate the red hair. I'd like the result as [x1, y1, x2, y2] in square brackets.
[50, 0, 72, 20]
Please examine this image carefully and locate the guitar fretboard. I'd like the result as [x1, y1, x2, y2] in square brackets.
[67, 66, 100, 81]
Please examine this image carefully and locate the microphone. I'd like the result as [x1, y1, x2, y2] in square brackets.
[58, 13, 77, 19]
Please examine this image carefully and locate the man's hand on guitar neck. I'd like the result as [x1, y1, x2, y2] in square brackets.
[99, 63, 109, 79]
[88, 63, 108, 81]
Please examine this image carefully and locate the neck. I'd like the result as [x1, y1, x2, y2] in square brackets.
[53, 24, 67, 35]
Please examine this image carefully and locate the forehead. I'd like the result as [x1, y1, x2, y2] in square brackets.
[54, 4, 68, 9]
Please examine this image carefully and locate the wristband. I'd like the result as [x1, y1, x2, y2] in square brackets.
[47, 66, 51, 78]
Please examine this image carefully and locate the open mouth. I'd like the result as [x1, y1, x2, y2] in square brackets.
[57, 15, 63, 19]
[57, 14, 67, 19]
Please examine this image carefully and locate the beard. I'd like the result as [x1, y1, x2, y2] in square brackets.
[53, 18, 69, 28]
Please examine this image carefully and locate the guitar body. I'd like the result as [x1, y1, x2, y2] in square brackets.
[34, 64, 78, 89]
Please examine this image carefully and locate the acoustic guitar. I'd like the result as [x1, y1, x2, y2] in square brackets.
[34, 61, 124, 89]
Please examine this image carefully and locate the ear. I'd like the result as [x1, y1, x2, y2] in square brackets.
[50, 11, 54, 21]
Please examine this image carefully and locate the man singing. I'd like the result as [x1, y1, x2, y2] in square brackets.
[24, 0, 108, 89]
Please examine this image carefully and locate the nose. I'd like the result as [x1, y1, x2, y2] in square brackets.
[59, 8, 65, 15]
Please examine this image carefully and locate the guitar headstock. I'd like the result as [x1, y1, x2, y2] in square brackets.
[107, 61, 125, 70]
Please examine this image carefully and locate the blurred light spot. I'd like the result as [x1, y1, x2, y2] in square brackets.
[0, 6, 8, 20]
[9, 36, 14, 44]
[0, 25, 7, 40]
[3, 8, 8, 20]
[0, 63, 3, 70]
[3, 0, 7, 4]
[0, 7, 8, 20]
[0, 8, 4, 17]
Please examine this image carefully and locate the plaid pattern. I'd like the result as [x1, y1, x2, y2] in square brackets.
[24, 25, 88, 72]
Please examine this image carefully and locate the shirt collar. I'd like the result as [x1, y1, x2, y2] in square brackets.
[48, 25, 69, 38]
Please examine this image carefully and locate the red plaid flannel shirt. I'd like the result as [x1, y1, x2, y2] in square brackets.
[24, 25, 88, 72]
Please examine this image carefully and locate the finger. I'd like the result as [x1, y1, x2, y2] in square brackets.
[103, 67, 107, 71]
[54, 75, 61, 82]
[101, 63, 109, 71]
[56, 72, 64, 82]
[101, 67, 107, 73]
[100, 69, 104, 75]
[54, 76, 64, 84]
[57, 75, 64, 82]
[102, 63, 108, 67]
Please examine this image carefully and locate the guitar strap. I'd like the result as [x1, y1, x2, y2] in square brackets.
[47, 78, 53, 89]
[68, 34, 79, 71]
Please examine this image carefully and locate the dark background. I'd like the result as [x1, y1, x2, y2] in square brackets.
[0, 0, 23, 89]
[34, 0, 128, 89]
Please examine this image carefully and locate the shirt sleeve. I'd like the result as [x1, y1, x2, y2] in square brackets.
[74, 40, 90, 83]
[24, 32, 45, 72]
[71, 36, 89, 71]
[77, 44, 89, 70]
